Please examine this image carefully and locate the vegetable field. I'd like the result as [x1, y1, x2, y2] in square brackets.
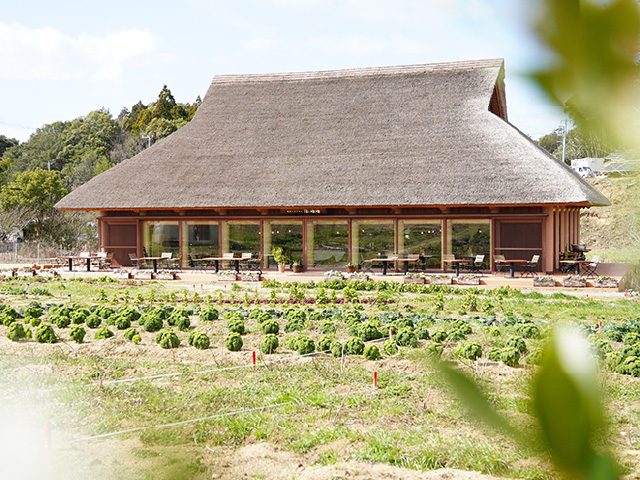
[0, 275, 639, 480]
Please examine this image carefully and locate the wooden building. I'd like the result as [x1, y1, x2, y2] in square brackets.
[55, 59, 609, 273]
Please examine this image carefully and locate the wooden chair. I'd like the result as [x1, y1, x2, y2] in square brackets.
[469, 254, 485, 275]
[582, 256, 599, 278]
[189, 253, 207, 272]
[521, 255, 540, 277]
[128, 253, 146, 269]
[494, 255, 507, 275]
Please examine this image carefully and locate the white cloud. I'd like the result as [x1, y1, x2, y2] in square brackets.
[0, 23, 157, 81]
[244, 37, 279, 52]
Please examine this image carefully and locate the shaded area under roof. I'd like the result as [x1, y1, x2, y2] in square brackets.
[56, 58, 609, 211]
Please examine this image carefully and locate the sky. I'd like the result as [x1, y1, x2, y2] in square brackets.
[0, 0, 566, 144]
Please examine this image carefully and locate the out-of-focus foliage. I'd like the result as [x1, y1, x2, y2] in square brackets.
[531, 0, 640, 154]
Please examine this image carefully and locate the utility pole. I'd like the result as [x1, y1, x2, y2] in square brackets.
[141, 134, 154, 149]
[561, 119, 568, 164]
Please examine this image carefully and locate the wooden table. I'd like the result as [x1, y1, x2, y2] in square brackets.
[201, 257, 250, 273]
[495, 259, 529, 278]
[559, 259, 592, 276]
[443, 258, 470, 276]
[59, 255, 100, 272]
[140, 256, 167, 273]
[364, 257, 422, 275]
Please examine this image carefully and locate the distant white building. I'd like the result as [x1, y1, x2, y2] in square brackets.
[571, 157, 605, 174]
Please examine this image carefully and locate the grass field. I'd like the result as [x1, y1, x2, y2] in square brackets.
[0, 275, 639, 480]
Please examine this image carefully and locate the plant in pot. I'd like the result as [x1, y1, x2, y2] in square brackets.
[346, 262, 357, 273]
[292, 261, 303, 273]
[272, 246, 291, 273]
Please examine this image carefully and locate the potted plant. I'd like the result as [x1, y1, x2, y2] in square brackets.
[292, 261, 303, 273]
[156, 270, 176, 280]
[134, 269, 153, 280]
[533, 275, 556, 287]
[563, 274, 587, 288]
[217, 270, 238, 281]
[403, 272, 426, 284]
[323, 270, 344, 281]
[239, 270, 261, 282]
[457, 273, 480, 285]
[594, 275, 618, 288]
[271, 246, 291, 273]
[430, 274, 452, 285]
[346, 262, 357, 274]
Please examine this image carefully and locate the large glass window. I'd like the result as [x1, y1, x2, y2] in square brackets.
[264, 221, 303, 266]
[183, 221, 219, 261]
[306, 220, 349, 268]
[352, 220, 395, 264]
[142, 221, 180, 257]
[398, 220, 442, 268]
[447, 220, 491, 266]
[222, 221, 261, 256]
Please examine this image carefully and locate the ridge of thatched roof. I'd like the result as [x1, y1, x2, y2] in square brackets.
[56, 58, 609, 211]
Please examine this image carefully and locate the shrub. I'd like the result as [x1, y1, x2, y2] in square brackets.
[431, 327, 447, 343]
[424, 341, 443, 359]
[0, 312, 16, 326]
[261, 334, 279, 354]
[284, 319, 305, 333]
[290, 335, 315, 355]
[457, 342, 483, 361]
[7, 322, 26, 341]
[344, 337, 365, 355]
[526, 347, 545, 365]
[261, 319, 279, 335]
[1, 306, 19, 320]
[499, 347, 521, 367]
[190, 331, 210, 350]
[35, 323, 57, 344]
[94, 305, 116, 320]
[319, 321, 336, 334]
[69, 325, 86, 343]
[228, 318, 246, 335]
[395, 327, 418, 347]
[142, 313, 163, 332]
[251, 309, 272, 324]
[27, 316, 41, 327]
[383, 339, 398, 357]
[515, 323, 541, 339]
[156, 329, 181, 349]
[591, 338, 613, 359]
[358, 322, 383, 341]
[624, 332, 640, 345]
[415, 325, 431, 340]
[616, 355, 640, 376]
[115, 315, 131, 330]
[392, 317, 414, 331]
[487, 347, 502, 362]
[446, 328, 467, 342]
[70, 308, 91, 325]
[50, 313, 71, 329]
[23, 306, 43, 319]
[317, 335, 334, 352]
[94, 326, 115, 340]
[451, 319, 472, 335]
[199, 306, 219, 321]
[506, 336, 528, 354]
[118, 305, 141, 322]
[124, 327, 140, 342]
[168, 309, 190, 330]
[363, 344, 381, 361]
[330, 340, 344, 357]
[605, 330, 624, 342]
[284, 308, 307, 323]
[223, 332, 242, 351]
[85, 314, 102, 329]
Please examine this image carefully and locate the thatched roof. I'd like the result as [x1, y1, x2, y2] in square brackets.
[56, 58, 609, 211]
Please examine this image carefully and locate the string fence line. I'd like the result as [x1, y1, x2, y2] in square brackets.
[0, 336, 393, 401]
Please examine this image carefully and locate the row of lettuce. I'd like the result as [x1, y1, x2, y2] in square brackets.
[1, 300, 639, 375]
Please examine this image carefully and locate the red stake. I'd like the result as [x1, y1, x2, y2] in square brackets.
[252, 351, 256, 369]
[389, 327, 393, 340]
[373, 371, 378, 389]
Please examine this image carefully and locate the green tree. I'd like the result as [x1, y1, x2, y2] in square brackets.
[0, 169, 68, 231]
[152, 85, 177, 120]
[0, 135, 19, 158]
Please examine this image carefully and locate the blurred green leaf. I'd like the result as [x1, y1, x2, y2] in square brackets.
[438, 362, 515, 437]
[532, 327, 617, 478]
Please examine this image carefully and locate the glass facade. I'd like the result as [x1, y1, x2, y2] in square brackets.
[130, 217, 494, 270]
[306, 220, 349, 268]
[398, 220, 442, 268]
[222, 221, 261, 256]
[352, 220, 395, 263]
[142, 221, 180, 257]
[183, 221, 219, 259]
[447, 219, 491, 267]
